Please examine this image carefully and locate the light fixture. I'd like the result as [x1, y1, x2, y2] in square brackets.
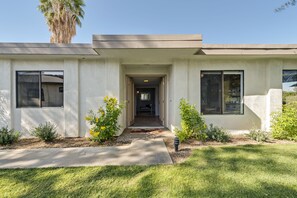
[144, 80, 149, 83]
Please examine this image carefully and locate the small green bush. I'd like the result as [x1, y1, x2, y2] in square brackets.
[246, 129, 269, 142]
[0, 126, 20, 145]
[271, 102, 297, 141]
[175, 99, 207, 142]
[31, 122, 58, 142]
[205, 124, 230, 143]
[86, 96, 124, 143]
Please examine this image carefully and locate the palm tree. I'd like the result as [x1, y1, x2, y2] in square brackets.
[38, 0, 85, 43]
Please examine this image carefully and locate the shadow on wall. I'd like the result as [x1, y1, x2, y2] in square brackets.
[203, 96, 266, 131]
[81, 96, 106, 137]
[14, 108, 65, 137]
[0, 92, 9, 128]
[243, 104, 262, 129]
[244, 95, 266, 130]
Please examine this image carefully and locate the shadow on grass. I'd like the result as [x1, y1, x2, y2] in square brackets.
[1, 144, 297, 197]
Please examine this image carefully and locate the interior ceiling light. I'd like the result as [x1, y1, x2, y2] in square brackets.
[144, 80, 149, 83]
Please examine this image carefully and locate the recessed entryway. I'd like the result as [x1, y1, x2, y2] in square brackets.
[126, 75, 166, 128]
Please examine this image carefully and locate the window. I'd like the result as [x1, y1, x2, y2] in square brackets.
[282, 70, 297, 105]
[16, 71, 64, 108]
[140, 93, 151, 101]
[201, 71, 243, 115]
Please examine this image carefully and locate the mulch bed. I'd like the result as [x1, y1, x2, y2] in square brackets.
[1, 131, 296, 165]
[0, 137, 131, 150]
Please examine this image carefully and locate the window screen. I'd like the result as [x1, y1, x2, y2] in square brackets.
[16, 71, 64, 108]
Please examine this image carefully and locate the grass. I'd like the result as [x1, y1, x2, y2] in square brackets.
[1, 144, 297, 197]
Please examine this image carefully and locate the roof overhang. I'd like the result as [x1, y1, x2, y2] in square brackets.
[0, 43, 97, 56]
[197, 44, 297, 56]
[92, 34, 203, 57]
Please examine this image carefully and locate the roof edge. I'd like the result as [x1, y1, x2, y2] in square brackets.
[0, 43, 92, 48]
[93, 34, 203, 41]
[203, 44, 297, 49]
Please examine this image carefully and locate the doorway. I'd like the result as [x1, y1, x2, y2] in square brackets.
[126, 76, 166, 127]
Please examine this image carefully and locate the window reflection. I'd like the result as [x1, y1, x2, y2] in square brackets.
[201, 71, 243, 115]
[16, 71, 64, 108]
[41, 72, 64, 107]
[223, 72, 242, 114]
[201, 72, 222, 114]
[17, 72, 40, 107]
[283, 70, 297, 105]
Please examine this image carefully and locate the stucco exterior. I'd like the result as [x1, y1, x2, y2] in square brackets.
[0, 34, 296, 137]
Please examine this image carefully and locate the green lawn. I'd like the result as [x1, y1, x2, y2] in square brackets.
[1, 144, 297, 197]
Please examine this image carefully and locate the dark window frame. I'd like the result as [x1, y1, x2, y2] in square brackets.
[282, 69, 297, 105]
[200, 70, 244, 115]
[16, 70, 64, 108]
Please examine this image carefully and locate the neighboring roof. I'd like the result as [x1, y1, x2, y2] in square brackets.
[92, 34, 203, 49]
[0, 43, 97, 55]
[197, 44, 297, 55]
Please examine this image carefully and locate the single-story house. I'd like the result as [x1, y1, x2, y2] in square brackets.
[0, 34, 296, 137]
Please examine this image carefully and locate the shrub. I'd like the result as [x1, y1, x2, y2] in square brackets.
[175, 99, 207, 142]
[86, 96, 124, 143]
[31, 122, 58, 142]
[246, 129, 269, 142]
[0, 126, 20, 145]
[205, 124, 230, 143]
[271, 102, 297, 141]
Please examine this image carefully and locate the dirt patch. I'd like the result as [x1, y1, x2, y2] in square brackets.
[0, 137, 131, 150]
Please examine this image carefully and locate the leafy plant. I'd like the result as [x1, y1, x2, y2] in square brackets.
[0, 126, 20, 145]
[271, 102, 297, 141]
[175, 99, 207, 142]
[246, 129, 269, 142]
[86, 96, 124, 143]
[31, 122, 58, 142]
[205, 124, 230, 143]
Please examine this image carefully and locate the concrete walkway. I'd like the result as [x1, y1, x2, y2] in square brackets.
[0, 139, 172, 169]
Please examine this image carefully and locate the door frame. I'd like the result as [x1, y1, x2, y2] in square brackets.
[125, 74, 167, 128]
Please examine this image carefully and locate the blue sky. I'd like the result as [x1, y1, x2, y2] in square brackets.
[1, 0, 297, 44]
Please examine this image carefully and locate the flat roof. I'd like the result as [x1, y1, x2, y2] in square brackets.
[197, 44, 297, 55]
[92, 34, 203, 49]
[0, 35, 297, 56]
[0, 43, 97, 55]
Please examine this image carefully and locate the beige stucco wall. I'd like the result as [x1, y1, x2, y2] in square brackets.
[79, 59, 123, 137]
[10, 60, 65, 136]
[0, 56, 295, 137]
[170, 58, 285, 132]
